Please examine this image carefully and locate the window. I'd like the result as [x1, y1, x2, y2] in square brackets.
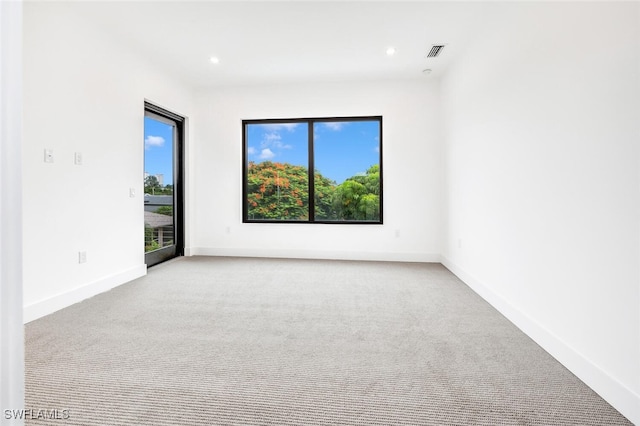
[243, 116, 382, 224]
[144, 102, 185, 267]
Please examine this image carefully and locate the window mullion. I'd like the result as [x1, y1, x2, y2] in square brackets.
[308, 120, 315, 222]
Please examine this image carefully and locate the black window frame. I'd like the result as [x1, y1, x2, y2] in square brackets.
[242, 116, 383, 224]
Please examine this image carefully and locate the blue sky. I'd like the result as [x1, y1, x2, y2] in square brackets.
[246, 120, 380, 184]
[144, 116, 174, 185]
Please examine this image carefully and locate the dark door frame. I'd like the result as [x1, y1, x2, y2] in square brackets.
[144, 101, 185, 267]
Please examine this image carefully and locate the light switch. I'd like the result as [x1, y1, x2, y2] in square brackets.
[44, 149, 54, 163]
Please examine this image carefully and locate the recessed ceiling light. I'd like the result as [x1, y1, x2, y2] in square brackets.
[422, 69, 432, 75]
[386, 47, 396, 56]
[209, 56, 220, 64]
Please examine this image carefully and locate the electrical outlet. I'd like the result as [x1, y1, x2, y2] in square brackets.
[78, 251, 87, 264]
[74, 152, 83, 165]
[129, 188, 136, 198]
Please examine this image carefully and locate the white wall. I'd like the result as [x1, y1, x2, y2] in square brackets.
[1, 0, 24, 423]
[22, 2, 194, 322]
[441, 2, 640, 423]
[191, 79, 442, 262]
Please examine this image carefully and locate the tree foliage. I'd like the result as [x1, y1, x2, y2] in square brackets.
[144, 226, 160, 252]
[333, 165, 380, 221]
[144, 175, 161, 194]
[156, 205, 173, 216]
[247, 162, 380, 221]
[144, 175, 173, 195]
[246, 161, 309, 220]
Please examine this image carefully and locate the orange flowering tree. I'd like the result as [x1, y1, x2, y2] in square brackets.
[247, 161, 310, 220]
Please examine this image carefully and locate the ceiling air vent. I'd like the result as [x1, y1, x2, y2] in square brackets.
[426, 44, 445, 58]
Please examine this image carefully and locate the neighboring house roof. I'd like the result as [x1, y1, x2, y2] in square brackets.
[144, 211, 173, 228]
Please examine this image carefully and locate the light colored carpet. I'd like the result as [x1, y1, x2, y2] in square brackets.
[25, 257, 631, 425]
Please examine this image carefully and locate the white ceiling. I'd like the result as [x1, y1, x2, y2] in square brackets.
[61, 1, 495, 89]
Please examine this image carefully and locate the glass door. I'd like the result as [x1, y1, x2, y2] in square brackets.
[144, 103, 184, 266]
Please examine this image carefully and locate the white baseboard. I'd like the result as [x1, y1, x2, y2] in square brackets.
[441, 256, 640, 426]
[23, 264, 147, 324]
[190, 247, 440, 263]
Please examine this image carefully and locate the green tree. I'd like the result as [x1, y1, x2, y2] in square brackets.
[144, 175, 161, 194]
[333, 165, 380, 221]
[332, 180, 367, 220]
[314, 171, 337, 220]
